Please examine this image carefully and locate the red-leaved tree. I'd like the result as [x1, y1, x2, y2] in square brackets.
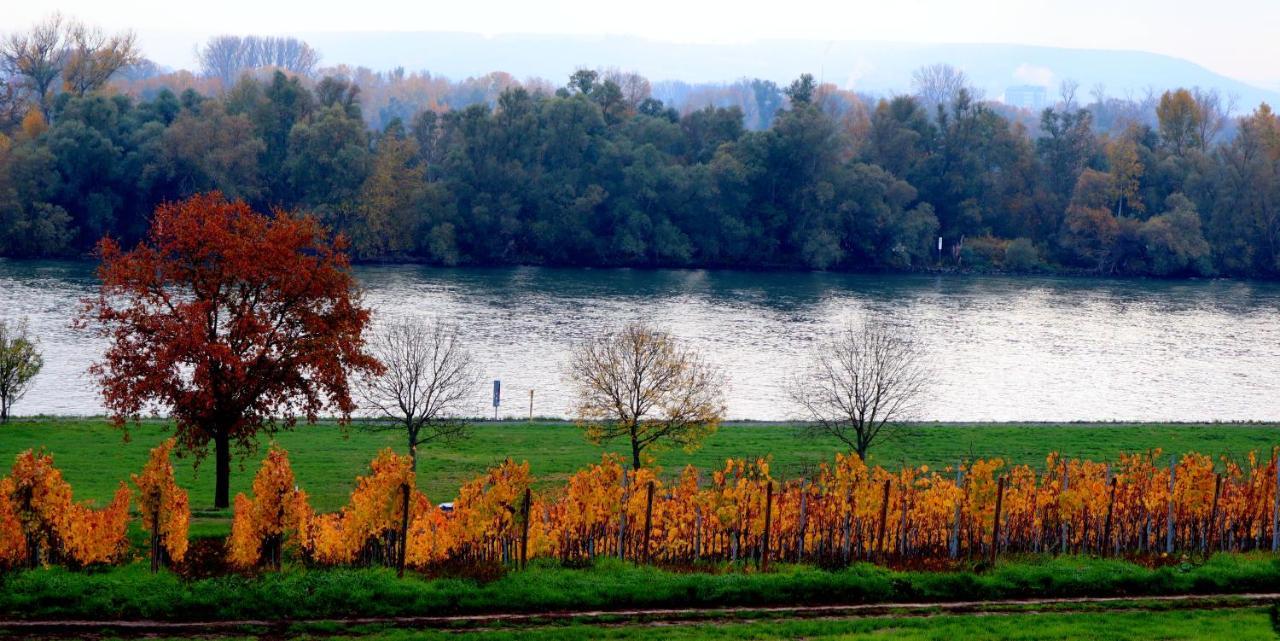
[80, 192, 382, 508]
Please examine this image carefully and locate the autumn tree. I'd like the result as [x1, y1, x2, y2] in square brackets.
[787, 318, 931, 458]
[0, 318, 42, 423]
[0, 14, 67, 117]
[1157, 89, 1204, 156]
[81, 192, 381, 508]
[566, 322, 726, 469]
[60, 21, 141, 96]
[1106, 131, 1144, 217]
[359, 317, 480, 471]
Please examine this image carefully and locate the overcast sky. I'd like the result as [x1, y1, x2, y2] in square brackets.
[10, 0, 1277, 90]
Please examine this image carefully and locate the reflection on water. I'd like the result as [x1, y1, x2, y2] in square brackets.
[3, 259, 1280, 421]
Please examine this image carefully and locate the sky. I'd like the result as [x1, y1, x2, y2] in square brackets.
[9, 0, 1279, 90]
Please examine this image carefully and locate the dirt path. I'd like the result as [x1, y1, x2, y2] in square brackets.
[3, 592, 1277, 637]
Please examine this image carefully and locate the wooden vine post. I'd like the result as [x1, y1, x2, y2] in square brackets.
[950, 463, 964, 559]
[643, 481, 655, 563]
[397, 482, 411, 577]
[1060, 462, 1070, 555]
[618, 472, 630, 561]
[990, 475, 1006, 566]
[1102, 475, 1117, 557]
[1272, 450, 1280, 553]
[1206, 473, 1222, 554]
[875, 479, 891, 561]
[1166, 456, 1177, 554]
[519, 487, 532, 569]
[149, 494, 161, 574]
[761, 481, 773, 571]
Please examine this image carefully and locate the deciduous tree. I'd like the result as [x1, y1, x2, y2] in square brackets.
[566, 322, 725, 469]
[359, 317, 480, 471]
[80, 191, 381, 508]
[0, 318, 42, 423]
[787, 318, 931, 458]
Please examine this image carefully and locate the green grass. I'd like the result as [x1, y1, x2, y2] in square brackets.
[2, 555, 1279, 622]
[10, 608, 1277, 640]
[279, 608, 1280, 640]
[2, 418, 1278, 519]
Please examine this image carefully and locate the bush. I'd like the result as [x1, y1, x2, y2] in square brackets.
[1004, 238, 1039, 271]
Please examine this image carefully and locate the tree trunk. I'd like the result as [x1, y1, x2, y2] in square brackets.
[214, 432, 231, 509]
[631, 440, 642, 470]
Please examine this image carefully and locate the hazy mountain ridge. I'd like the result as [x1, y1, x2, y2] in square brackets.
[297, 32, 1280, 108]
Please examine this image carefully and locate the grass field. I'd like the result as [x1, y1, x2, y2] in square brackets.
[4, 555, 1280, 622]
[2, 418, 1278, 521]
[15, 608, 1279, 640]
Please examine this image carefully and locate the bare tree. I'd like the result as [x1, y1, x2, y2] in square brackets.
[0, 74, 25, 132]
[602, 68, 651, 113]
[0, 13, 67, 117]
[1058, 79, 1080, 111]
[359, 318, 480, 471]
[197, 35, 247, 87]
[198, 35, 320, 88]
[911, 63, 968, 115]
[786, 319, 931, 459]
[566, 322, 726, 469]
[0, 318, 43, 423]
[1190, 87, 1235, 147]
[61, 21, 141, 96]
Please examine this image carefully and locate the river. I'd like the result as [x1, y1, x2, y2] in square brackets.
[2, 259, 1279, 421]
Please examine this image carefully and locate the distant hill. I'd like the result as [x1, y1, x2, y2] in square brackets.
[297, 32, 1280, 109]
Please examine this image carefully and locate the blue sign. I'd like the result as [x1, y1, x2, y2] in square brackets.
[492, 380, 501, 407]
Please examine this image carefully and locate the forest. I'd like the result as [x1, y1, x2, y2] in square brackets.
[3, 22, 1280, 277]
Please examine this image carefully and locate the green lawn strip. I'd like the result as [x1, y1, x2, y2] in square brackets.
[2, 555, 1279, 623]
[2, 418, 1277, 522]
[6, 607, 1275, 640]
[292, 607, 1280, 641]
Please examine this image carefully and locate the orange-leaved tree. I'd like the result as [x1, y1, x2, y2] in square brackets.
[80, 192, 382, 508]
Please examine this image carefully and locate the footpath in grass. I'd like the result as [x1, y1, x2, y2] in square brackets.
[3, 555, 1280, 622]
[2, 418, 1277, 516]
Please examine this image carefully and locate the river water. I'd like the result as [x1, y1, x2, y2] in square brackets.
[3, 259, 1279, 421]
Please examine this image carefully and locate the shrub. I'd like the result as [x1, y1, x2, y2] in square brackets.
[1004, 238, 1040, 271]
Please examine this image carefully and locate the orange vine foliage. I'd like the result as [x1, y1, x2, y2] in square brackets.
[505, 449, 1280, 566]
[227, 445, 312, 570]
[405, 458, 532, 566]
[307, 449, 419, 565]
[0, 444, 1244, 573]
[132, 439, 191, 563]
[1, 450, 130, 567]
[0, 478, 26, 569]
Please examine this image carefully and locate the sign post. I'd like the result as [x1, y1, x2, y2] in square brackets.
[492, 379, 501, 420]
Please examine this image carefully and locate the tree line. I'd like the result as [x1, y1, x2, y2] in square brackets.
[3, 24, 1280, 277]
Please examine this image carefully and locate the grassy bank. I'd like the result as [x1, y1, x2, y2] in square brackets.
[1, 418, 1278, 518]
[171, 608, 1280, 641]
[12, 608, 1278, 640]
[2, 555, 1279, 622]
